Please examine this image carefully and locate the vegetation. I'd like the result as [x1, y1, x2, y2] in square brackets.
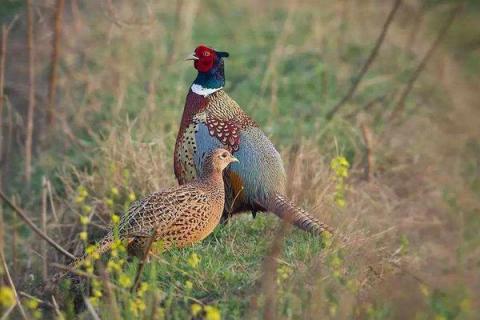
[0, 0, 479, 319]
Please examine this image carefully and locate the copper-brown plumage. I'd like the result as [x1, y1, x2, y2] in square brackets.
[49, 148, 237, 286]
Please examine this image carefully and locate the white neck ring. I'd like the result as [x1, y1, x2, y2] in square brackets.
[191, 84, 222, 97]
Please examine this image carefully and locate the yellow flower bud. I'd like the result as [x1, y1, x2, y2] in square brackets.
[105, 198, 114, 208]
[79, 231, 88, 241]
[80, 215, 89, 225]
[191, 304, 202, 317]
[111, 187, 119, 197]
[111, 214, 120, 224]
[204, 305, 221, 320]
[0, 286, 15, 308]
[82, 205, 92, 214]
[187, 253, 200, 268]
[119, 274, 132, 288]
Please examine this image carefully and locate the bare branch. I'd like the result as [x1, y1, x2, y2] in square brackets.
[131, 229, 159, 293]
[326, 0, 402, 120]
[0, 251, 28, 319]
[0, 17, 18, 184]
[41, 177, 48, 281]
[360, 121, 375, 181]
[47, 0, 65, 127]
[83, 296, 101, 320]
[389, 3, 464, 121]
[25, 0, 36, 185]
[0, 189, 75, 260]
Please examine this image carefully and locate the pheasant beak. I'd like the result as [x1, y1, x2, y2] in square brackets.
[231, 156, 239, 163]
[184, 52, 199, 61]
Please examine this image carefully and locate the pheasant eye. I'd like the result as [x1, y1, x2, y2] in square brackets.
[204, 51, 210, 57]
[221, 152, 228, 158]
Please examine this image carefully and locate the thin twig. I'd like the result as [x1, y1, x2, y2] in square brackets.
[41, 176, 48, 281]
[360, 121, 375, 181]
[0, 190, 75, 260]
[47, 0, 65, 127]
[2, 96, 13, 188]
[25, 0, 36, 185]
[83, 296, 101, 320]
[326, 0, 402, 120]
[0, 26, 7, 176]
[46, 179, 59, 222]
[100, 267, 121, 320]
[389, 2, 464, 121]
[51, 295, 64, 320]
[19, 291, 53, 308]
[11, 201, 17, 278]
[0, 251, 28, 319]
[345, 93, 388, 120]
[252, 223, 289, 320]
[0, 17, 17, 173]
[131, 229, 160, 292]
[0, 304, 16, 320]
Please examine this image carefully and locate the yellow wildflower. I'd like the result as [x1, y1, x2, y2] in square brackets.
[77, 186, 88, 197]
[25, 298, 39, 310]
[185, 280, 193, 290]
[204, 305, 221, 320]
[329, 303, 337, 317]
[191, 304, 202, 317]
[119, 273, 132, 288]
[93, 289, 102, 298]
[111, 187, 119, 197]
[111, 214, 120, 224]
[89, 297, 98, 306]
[82, 205, 92, 214]
[107, 260, 121, 273]
[128, 192, 136, 202]
[0, 286, 15, 308]
[74, 195, 85, 204]
[86, 245, 96, 255]
[460, 298, 471, 312]
[129, 298, 146, 317]
[187, 253, 200, 268]
[79, 231, 88, 241]
[335, 197, 346, 208]
[33, 310, 41, 319]
[156, 307, 165, 319]
[321, 231, 333, 248]
[419, 284, 430, 297]
[105, 198, 114, 208]
[138, 282, 149, 297]
[330, 156, 350, 208]
[80, 216, 89, 225]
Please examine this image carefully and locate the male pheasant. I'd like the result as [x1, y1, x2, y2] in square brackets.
[174, 45, 333, 235]
[50, 148, 237, 285]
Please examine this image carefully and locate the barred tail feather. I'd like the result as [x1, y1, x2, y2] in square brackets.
[260, 193, 334, 235]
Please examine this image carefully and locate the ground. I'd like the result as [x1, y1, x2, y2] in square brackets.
[0, 0, 479, 319]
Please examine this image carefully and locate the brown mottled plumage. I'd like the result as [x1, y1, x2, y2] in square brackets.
[49, 148, 237, 287]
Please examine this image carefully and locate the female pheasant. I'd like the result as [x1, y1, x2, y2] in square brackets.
[50, 148, 237, 285]
[174, 45, 333, 235]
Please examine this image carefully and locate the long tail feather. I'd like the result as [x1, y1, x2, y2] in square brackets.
[259, 193, 334, 235]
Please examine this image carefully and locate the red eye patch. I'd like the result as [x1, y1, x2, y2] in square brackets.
[194, 45, 216, 73]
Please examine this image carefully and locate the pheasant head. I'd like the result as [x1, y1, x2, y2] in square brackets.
[185, 45, 229, 96]
[201, 148, 238, 179]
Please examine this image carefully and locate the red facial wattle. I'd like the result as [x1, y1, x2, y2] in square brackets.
[193, 45, 216, 73]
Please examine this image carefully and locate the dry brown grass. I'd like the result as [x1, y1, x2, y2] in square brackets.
[0, 0, 479, 318]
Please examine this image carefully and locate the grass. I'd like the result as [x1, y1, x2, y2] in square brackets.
[0, 0, 479, 319]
